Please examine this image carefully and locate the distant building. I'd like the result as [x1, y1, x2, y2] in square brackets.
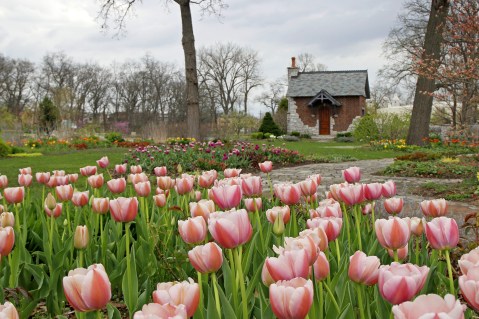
[286, 57, 370, 136]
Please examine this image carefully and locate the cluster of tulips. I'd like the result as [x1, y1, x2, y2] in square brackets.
[0, 158, 478, 318]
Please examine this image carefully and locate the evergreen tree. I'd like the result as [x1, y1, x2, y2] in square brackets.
[39, 97, 59, 136]
[258, 112, 282, 136]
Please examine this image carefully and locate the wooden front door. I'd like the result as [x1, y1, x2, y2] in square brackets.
[319, 105, 330, 135]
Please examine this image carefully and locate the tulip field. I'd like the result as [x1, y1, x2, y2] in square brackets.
[1, 156, 479, 318]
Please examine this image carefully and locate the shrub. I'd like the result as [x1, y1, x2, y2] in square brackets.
[0, 139, 11, 158]
[291, 131, 301, 137]
[105, 132, 124, 144]
[300, 133, 311, 139]
[336, 132, 352, 138]
[258, 112, 282, 136]
[250, 132, 265, 139]
[353, 115, 379, 142]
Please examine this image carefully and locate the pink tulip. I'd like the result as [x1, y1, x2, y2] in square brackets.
[420, 198, 447, 217]
[310, 200, 342, 218]
[300, 227, 329, 252]
[153, 194, 167, 208]
[244, 197, 262, 212]
[72, 191, 89, 207]
[362, 203, 374, 215]
[348, 251, 380, 285]
[0, 205, 3, 214]
[208, 209, 252, 248]
[92, 198, 110, 214]
[265, 249, 309, 281]
[0, 212, 15, 227]
[459, 247, 479, 275]
[364, 183, 383, 201]
[188, 242, 223, 274]
[342, 166, 361, 183]
[4, 187, 25, 204]
[68, 174, 79, 184]
[378, 262, 429, 305]
[178, 217, 207, 244]
[152, 278, 200, 317]
[175, 176, 195, 195]
[114, 163, 127, 175]
[269, 278, 313, 319]
[87, 174, 104, 189]
[74, 225, 89, 249]
[0, 226, 15, 257]
[393, 294, 466, 319]
[198, 170, 217, 188]
[410, 217, 425, 236]
[308, 174, 322, 185]
[129, 173, 149, 185]
[157, 176, 175, 190]
[215, 177, 242, 187]
[153, 166, 168, 177]
[189, 200, 214, 221]
[299, 178, 318, 197]
[224, 168, 241, 178]
[259, 161, 273, 173]
[63, 264, 111, 312]
[459, 265, 479, 312]
[35, 172, 50, 184]
[384, 197, 404, 215]
[241, 176, 262, 197]
[18, 174, 33, 187]
[307, 217, 343, 242]
[375, 217, 410, 251]
[266, 206, 291, 224]
[80, 166, 97, 177]
[0, 175, 7, 188]
[313, 251, 330, 281]
[425, 217, 459, 250]
[96, 156, 109, 168]
[382, 180, 397, 198]
[109, 197, 138, 222]
[274, 183, 301, 205]
[55, 175, 69, 186]
[277, 235, 319, 266]
[262, 262, 275, 287]
[210, 184, 242, 210]
[130, 165, 142, 174]
[107, 178, 127, 194]
[19, 167, 31, 175]
[0, 302, 19, 319]
[338, 184, 365, 206]
[134, 181, 151, 197]
[388, 245, 408, 261]
[45, 203, 62, 218]
[53, 170, 66, 176]
[133, 303, 187, 319]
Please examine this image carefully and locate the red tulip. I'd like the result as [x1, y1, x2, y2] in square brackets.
[72, 191, 89, 207]
[153, 194, 166, 207]
[378, 262, 429, 305]
[68, 174, 79, 184]
[109, 197, 138, 222]
[382, 180, 397, 198]
[175, 175, 195, 195]
[241, 176, 262, 197]
[4, 187, 25, 204]
[0, 226, 15, 257]
[384, 197, 404, 215]
[0, 212, 14, 227]
[96, 156, 109, 168]
[0, 175, 7, 188]
[134, 181, 151, 197]
[425, 217, 459, 250]
[208, 209, 252, 248]
[35, 172, 50, 184]
[130, 165, 142, 174]
[375, 217, 410, 251]
[92, 198, 110, 214]
[80, 166, 97, 177]
[157, 176, 175, 190]
[133, 303, 187, 319]
[114, 163, 127, 175]
[299, 178, 318, 197]
[198, 170, 217, 188]
[364, 183, 383, 201]
[178, 216, 207, 244]
[338, 184, 364, 206]
[152, 278, 200, 317]
[265, 249, 309, 281]
[74, 225, 89, 249]
[269, 278, 313, 319]
[153, 166, 168, 177]
[244, 197, 262, 212]
[107, 178, 126, 194]
[274, 183, 301, 205]
[87, 174, 104, 189]
[349, 251, 380, 285]
[307, 217, 343, 242]
[392, 294, 465, 319]
[210, 184, 242, 210]
[259, 161, 273, 173]
[189, 200, 215, 221]
[342, 166, 361, 183]
[129, 173, 149, 185]
[0, 302, 19, 319]
[224, 168, 241, 178]
[313, 251, 330, 281]
[18, 174, 33, 187]
[420, 198, 447, 217]
[188, 242, 223, 273]
[63, 264, 111, 312]
[459, 265, 479, 312]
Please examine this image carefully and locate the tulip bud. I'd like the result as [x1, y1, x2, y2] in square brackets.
[74, 226, 89, 249]
[273, 212, 285, 236]
[45, 193, 57, 210]
[177, 164, 183, 174]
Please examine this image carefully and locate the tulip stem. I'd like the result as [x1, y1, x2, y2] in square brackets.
[445, 249, 455, 295]
[371, 201, 376, 230]
[211, 272, 221, 318]
[355, 283, 366, 319]
[318, 281, 324, 319]
[125, 222, 133, 314]
[49, 215, 55, 259]
[341, 203, 351, 251]
[233, 247, 248, 319]
[100, 214, 107, 268]
[415, 237, 420, 265]
[197, 272, 205, 319]
[323, 282, 340, 313]
[227, 249, 238, 310]
[335, 239, 341, 265]
[394, 250, 399, 263]
[78, 250, 84, 268]
[354, 205, 362, 251]
[254, 205, 264, 247]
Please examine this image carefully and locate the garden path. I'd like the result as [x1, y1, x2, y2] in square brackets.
[261, 159, 478, 240]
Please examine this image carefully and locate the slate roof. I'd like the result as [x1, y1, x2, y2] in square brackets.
[287, 70, 370, 98]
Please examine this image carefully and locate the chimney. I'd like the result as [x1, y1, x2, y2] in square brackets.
[287, 56, 299, 80]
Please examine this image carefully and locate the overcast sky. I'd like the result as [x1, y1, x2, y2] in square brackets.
[0, 0, 405, 114]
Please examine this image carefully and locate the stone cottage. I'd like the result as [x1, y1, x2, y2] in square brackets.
[286, 57, 370, 136]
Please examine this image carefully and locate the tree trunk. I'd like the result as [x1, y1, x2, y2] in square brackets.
[406, 0, 449, 145]
[178, 0, 201, 139]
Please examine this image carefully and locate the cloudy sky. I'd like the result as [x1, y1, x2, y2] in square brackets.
[0, 0, 405, 114]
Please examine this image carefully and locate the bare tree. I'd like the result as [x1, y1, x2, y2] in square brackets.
[256, 79, 286, 115]
[97, 0, 227, 139]
[296, 52, 327, 72]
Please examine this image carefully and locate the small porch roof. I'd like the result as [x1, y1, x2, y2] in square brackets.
[308, 89, 342, 107]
